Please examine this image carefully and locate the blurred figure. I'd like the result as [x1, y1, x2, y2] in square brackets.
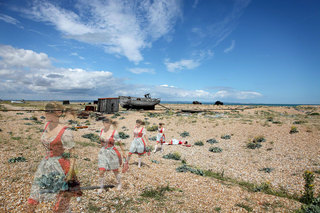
[125, 119, 150, 168]
[26, 103, 81, 213]
[154, 123, 165, 153]
[98, 118, 126, 193]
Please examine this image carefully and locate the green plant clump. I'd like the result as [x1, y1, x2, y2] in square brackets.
[253, 136, 266, 143]
[206, 139, 218, 144]
[147, 125, 158, 131]
[247, 142, 262, 149]
[290, 126, 298, 134]
[82, 133, 100, 143]
[68, 120, 78, 125]
[300, 171, 315, 204]
[119, 132, 130, 139]
[176, 164, 204, 176]
[259, 167, 274, 173]
[293, 120, 307, 125]
[149, 136, 157, 141]
[180, 131, 190, 137]
[140, 184, 174, 200]
[235, 203, 253, 212]
[8, 156, 26, 163]
[35, 172, 68, 193]
[11, 136, 22, 140]
[221, 134, 231, 139]
[194, 141, 204, 146]
[209, 147, 223, 153]
[163, 152, 181, 161]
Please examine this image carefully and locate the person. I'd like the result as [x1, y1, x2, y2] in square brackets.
[125, 119, 150, 168]
[98, 118, 126, 192]
[154, 123, 165, 153]
[165, 139, 188, 145]
[26, 103, 81, 213]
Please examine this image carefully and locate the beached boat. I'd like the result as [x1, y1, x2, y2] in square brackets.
[119, 94, 160, 110]
[11, 100, 25, 104]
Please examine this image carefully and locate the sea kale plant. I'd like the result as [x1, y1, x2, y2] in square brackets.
[209, 147, 223, 153]
[207, 139, 218, 144]
[180, 131, 190, 137]
[194, 141, 204, 146]
[163, 152, 181, 161]
[221, 134, 231, 140]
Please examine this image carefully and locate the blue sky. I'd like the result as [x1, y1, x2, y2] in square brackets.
[0, 0, 319, 104]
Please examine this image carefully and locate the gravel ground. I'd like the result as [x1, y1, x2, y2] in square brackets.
[0, 102, 319, 212]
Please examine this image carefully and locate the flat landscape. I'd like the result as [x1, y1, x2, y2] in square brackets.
[0, 101, 319, 212]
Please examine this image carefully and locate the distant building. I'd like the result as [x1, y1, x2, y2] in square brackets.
[62, 100, 70, 105]
[97, 98, 119, 113]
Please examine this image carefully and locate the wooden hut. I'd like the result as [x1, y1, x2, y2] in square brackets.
[97, 98, 119, 113]
[62, 100, 70, 105]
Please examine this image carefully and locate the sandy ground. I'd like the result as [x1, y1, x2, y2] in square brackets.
[0, 101, 319, 212]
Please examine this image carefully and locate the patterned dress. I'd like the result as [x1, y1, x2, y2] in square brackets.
[28, 122, 76, 205]
[156, 127, 165, 144]
[129, 127, 147, 155]
[98, 129, 122, 171]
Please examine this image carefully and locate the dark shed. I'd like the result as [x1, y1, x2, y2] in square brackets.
[97, 98, 119, 113]
[62, 100, 70, 105]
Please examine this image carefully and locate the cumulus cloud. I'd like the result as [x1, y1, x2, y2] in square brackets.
[22, 0, 182, 63]
[0, 45, 262, 101]
[0, 44, 51, 69]
[224, 40, 235, 53]
[0, 45, 118, 99]
[164, 58, 200, 72]
[128, 68, 155, 74]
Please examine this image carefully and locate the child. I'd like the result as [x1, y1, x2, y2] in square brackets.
[98, 118, 126, 192]
[26, 103, 81, 212]
[125, 119, 150, 168]
[154, 123, 165, 153]
[166, 139, 188, 145]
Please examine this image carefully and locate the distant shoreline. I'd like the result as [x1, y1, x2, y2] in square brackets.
[1, 99, 319, 106]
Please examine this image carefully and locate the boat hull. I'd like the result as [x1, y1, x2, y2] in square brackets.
[119, 96, 160, 110]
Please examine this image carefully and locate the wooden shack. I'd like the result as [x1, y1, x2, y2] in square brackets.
[62, 100, 70, 105]
[97, 98, 119, 113]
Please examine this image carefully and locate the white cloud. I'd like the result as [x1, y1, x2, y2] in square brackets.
[128, 68, 155, 74]
[160, 84, 175, 88]
[0, 45, 51, 69]
[70, 52, 85, 60]
[0, 45, 262, 101]
[224, 40, 235, 53]
[23, 0, 182, 64]
[164, 49, 213, 72]
[213, 89, 262, 100]
[0, 13, 20, 26]
[0, 45, 118, 99]
[164, 58, 200, 72]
